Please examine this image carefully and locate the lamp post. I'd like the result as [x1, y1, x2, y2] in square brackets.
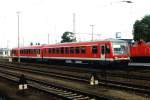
[48, 33, 49, 44]
[73, 13, 76, 33]
[90, 25, 94, 41]
[17, 11, 20, 63]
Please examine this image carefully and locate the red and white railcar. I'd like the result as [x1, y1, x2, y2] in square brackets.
[11, 39, 130, 66]
[42, 39, 129, 65]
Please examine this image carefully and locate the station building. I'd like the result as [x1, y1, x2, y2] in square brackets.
[0, 48, 10, 57]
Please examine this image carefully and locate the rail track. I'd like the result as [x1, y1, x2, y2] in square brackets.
[0, 62, 113, 100]
[0, 61, 150, 98]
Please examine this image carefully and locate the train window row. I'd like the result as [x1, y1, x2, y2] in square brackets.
[20, 49, 41, 54]
[12, 50, 18, 54]
[44, 46, 87, 54]
[12, 45, 110, 55]
[12, 49, 41, 55]
[44, 46, 98, 54]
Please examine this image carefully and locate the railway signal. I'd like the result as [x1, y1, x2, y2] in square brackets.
[18, 74, 28, 90]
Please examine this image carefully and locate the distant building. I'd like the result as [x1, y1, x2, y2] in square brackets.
[0, 48, 10, 57]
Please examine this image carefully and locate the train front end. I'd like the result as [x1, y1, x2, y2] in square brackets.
[111, 40, 130, 66]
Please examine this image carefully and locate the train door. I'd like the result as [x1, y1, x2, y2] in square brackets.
[100, 45, 105, 60]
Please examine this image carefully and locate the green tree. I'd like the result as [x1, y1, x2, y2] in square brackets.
[133, 15, 150, 42]
[61, 31, 76, 43]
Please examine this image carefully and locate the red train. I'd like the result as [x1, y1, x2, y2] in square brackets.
[130, 40, 150, 63]
[11, 39, 130, 66]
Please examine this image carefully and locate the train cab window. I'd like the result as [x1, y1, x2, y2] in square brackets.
[92, 46, 98, 54]
[65, 47, 69, 54]
[105, 45, 110, 54]
[75, 47, 80, 54]
[112, 42, 128, 55]
[70, 47, 74, 54]
[81, 47, 86, 54]
[61, 47, 64, 54]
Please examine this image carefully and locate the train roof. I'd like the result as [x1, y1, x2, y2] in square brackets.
[12, 45, 44, 50]
[43, 39, 127, 48]
[12, 39, 127, 50]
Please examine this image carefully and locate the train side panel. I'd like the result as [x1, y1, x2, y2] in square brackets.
[11, 39, 130, 66]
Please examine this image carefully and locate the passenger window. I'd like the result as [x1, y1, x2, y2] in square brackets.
[65, 47, 69, 54]
[29, 49, 31, 54]
[39, 49, 40, 54]
[92, 46, 98, 54]
[34, 49, 36, 54]
[81, 47, 86, 54]
[56, 48, 59, 54]
[70, 47, 74, 54]
[61, 47, 64, 54]
[75, 47, 80, 54]
[48, 48, 51, 54]
[52, 48, 55, 54]
[27, 49, 28, 54]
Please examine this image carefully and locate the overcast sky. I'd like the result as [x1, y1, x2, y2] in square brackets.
[0, 0, 150, 48]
